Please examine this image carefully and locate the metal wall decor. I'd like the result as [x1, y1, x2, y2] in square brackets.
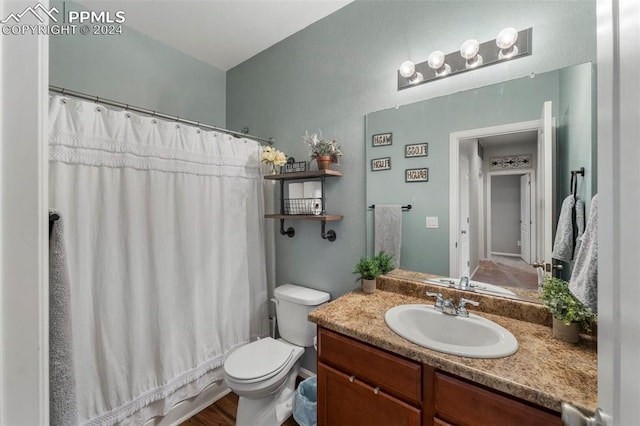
[372, 133, 393, 147]
[405, 143, 428, 158]
[282, 161, 307, 173]
[404, 167, 429, 182]
[405, 168, 429, 182]
[489, 154, 532, 170]
[371, 157, 391, 171]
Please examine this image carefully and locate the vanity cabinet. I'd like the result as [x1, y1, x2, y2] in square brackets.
[317, 328, 422, 425]
[264, 169, 342, 241]
[317, 327, 562, 426]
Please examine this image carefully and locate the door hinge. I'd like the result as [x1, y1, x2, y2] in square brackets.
[467, 261, 470, 266]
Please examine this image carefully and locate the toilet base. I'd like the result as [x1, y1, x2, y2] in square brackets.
[235, 362, 300, 426]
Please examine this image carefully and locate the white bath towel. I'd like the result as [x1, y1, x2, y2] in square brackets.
[374, 205, 402, 268]
[552, 195, 585, 262]
[569, 194, 598, 312]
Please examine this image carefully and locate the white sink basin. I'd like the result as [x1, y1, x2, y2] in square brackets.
[426, 278, 518, 298]
[385, 304, 518, 358]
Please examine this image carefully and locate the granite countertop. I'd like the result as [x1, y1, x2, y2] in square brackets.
[309, 287, 597, 413]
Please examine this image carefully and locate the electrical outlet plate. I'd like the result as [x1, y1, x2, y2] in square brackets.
[426, 216, 439, 229]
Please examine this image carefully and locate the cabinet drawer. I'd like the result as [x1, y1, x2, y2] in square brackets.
[318, 362, 421, 426]
[318, 327, 421, 405]
[434, 372, 561, 426]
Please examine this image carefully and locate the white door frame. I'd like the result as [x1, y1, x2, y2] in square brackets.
[486, 169, 536, 260]
[0, 1, 50, 423]
[449, 120, 540, 277]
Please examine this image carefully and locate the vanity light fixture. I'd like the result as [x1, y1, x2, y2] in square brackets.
[460, 39, 483, 69]
[427, 51, 451, 77]
[496, 27, 519, 59]
[399, 60, 424, 84]
[397, 27, 533, 90]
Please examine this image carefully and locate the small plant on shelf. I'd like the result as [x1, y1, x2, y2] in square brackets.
[540, 276, 595, 343]
[303, 131, 342, 170]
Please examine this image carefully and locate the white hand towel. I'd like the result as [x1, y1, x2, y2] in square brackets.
[569, 194, 598, 312]
[374, 205, 402, 268]
[552, 195, 585, 262]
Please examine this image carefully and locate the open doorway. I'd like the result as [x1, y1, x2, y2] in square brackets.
[452, 122, 544, 291]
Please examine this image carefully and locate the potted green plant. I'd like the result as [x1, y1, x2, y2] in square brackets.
[540, 276, 595, 343]
[303, 131, 342, 170]
[353, 252, 396, 294]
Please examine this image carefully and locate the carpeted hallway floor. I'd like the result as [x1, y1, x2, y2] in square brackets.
[472, 255, 539, 290]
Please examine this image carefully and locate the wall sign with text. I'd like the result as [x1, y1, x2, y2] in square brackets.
[405, 168, 429, 182]
[371, 157, 391, 171]
[405, 143, 428, 158]
[372, 133, 392, 147]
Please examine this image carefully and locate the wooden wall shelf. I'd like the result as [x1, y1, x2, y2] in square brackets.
[264, 168, 343, 241]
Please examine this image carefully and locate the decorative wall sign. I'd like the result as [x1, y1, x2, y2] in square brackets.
[282, 161, 307, 173]
[405, 143, 429, 158]
[489, 154, 532, 170]
[405, 168, 429, 182]
[372, 133, 393, 147]
[371, 157, 391, 171]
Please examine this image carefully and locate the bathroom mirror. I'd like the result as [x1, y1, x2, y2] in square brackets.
[365, 62, 596, 303]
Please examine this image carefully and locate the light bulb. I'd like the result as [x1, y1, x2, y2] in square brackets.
[427, 50, 450, 77]
[427, 51, 445, 70]
[496, 27, 518, 49]
[460, 39, 483, 69]
[460, 39, 480, 60]
[399, 60, 416, 78]
[408, 72, 424, 84]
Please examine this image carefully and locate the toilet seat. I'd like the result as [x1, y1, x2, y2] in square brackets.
[225, 338, 295, 384]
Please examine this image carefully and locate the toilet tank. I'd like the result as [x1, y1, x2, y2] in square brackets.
[274, 284, 330, 347]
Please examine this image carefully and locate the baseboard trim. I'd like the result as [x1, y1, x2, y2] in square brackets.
[491, 252, 521, 258]
[299, 368, 316, 379]
[470, 264, 480, 279]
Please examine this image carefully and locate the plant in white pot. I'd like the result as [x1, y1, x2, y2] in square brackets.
[540, 276, 595, 343]
[353, 252, 396, 294]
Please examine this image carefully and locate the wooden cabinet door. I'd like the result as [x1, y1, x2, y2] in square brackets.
[318, 362, 421, 426]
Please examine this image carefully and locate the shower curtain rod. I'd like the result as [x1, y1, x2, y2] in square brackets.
[49, 85, 274, 145]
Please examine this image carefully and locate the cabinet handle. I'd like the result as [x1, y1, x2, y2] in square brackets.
[373, 386, 380, 395]
[349, 375, 355, 383]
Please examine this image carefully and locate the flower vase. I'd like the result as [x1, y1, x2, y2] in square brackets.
[316, 155, 332, 170]
[269, 164, 278, 175]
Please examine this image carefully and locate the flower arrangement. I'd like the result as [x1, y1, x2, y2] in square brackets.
[303, 131, 342, 164]
[260, 146, 287, 174]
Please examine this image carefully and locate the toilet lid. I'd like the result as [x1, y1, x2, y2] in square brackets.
[225, 338, 294, 383]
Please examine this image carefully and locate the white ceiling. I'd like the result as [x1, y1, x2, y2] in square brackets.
[76, 0, 353, 71]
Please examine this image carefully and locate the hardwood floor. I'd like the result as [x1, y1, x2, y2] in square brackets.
[472, 256, 538, 290]
[181, 392, 299, 426]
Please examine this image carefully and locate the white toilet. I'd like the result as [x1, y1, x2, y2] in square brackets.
[223, 284, 330, 426]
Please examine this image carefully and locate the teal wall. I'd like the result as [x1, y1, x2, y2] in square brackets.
[365, 69, 562, 274]
[227, 0, 596, 371]
[227, 0, 596, 298]
[49, 1, 226, 126]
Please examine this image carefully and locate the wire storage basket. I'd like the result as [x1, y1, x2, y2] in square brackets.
[283, 198, 323, 215]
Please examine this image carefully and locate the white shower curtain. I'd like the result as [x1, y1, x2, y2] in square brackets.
[48, 95, 269, 425]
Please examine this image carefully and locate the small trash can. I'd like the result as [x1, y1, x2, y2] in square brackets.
[293, 376, 317, 426]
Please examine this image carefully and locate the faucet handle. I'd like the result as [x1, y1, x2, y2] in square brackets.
[425, 292, 444, 310]
[457, 297, 480, 317]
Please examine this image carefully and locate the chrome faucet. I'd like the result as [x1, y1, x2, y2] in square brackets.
[456, 297, 480, 317]
[425, 292, 444, 312]
[458, 275, 471, 290]
[426, 291, 479, 317]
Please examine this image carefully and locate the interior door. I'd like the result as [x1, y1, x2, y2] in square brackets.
[535, 101, 555, 284]
[458, 156, 470, 277]
[520, 174, 532, 264]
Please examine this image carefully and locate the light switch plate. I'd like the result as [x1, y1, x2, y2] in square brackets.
[426, 216, 439, 229]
